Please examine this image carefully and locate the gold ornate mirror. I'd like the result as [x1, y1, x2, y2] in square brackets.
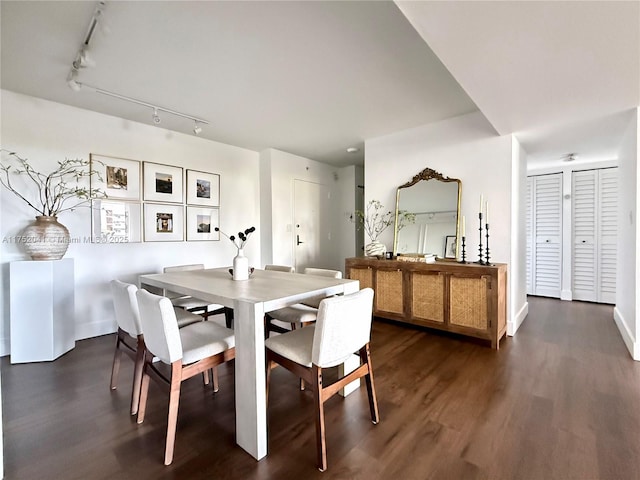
[393, 167, 462, 258]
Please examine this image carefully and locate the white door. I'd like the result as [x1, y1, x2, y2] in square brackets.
[572, 168, 617, 303]
[526, 177, 534, 294]
[293, 180, 330, 272]
[529, 173, 563, 298]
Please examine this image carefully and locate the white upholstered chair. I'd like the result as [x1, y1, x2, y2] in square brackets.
[135, 288, 235, 465]
[110, 280, 208, 415]
[163, 264, 227, 321]
[265, 288, 379, 472]
[266, 267, 341, 336]
[264, 264, 295, 273]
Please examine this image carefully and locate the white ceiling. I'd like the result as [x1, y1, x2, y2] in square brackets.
[397, 0, 640, 167]
[2, 1, 639, 169]
[0, 1, 477, 167]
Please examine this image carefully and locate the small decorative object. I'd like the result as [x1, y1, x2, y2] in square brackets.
[354, 200, 415, 257]
[476, 194, 485, 265]
[215, 226, 256, 281]
[0, 150, 106, 260]
[444, 235, 457, 259]
[485, 202, 491, 265]
[459, 215, 467, 264]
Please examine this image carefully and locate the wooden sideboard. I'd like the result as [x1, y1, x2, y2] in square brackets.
[345, 257, 507, 349]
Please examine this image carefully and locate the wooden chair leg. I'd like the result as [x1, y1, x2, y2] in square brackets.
[130, 336, 145, 416]
[165, 361, 183, 466]
[212, 367, 219, 392]
[361, 344, 379, 424]
[313, 365, 327, 472]
[224, 307, 234, 329]
[110, 331, 123, 390]
[202, 370, 210, 386]
[136, 357, 152, 424]
[265, 358, 273, 408]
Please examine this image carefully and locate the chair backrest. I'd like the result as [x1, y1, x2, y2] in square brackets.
[162, 264, 205, 299]
[163, 264, 204, 273]
[136, 289, 183, 364]
[265, 264, 295, 273]
[303, 267, 342, 279]
[312, 288, 374, 368]
[301, 268, 343, 308]
[110, 280, 143, 337]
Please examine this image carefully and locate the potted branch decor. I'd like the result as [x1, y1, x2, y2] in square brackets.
[0, 150, 106, 260]
[355, 200, 415, 257]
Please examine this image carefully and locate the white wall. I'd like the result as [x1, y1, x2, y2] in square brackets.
[614, 108, 639, 359]
[0, 90, 260, 353]
[259, 148, 351, 273]
[364, 111, 525, 332]
[510, 137, 528, 334]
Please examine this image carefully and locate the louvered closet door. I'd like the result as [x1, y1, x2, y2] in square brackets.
[573, 168, 617, 303]
[572, 170, 597, 300]
[532, 174, 563, 297]
[598, 169, 617, 303]
[526, 177, 534, 294]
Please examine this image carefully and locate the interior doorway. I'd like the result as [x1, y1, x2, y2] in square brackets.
[293, 179, 330, 272]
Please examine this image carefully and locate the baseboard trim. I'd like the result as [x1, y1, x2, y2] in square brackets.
[507, 301, 529, 337]
[75, 319, 116, 342]
[613, 307, 639, 361]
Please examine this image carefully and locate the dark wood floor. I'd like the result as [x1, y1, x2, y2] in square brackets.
[3, 296, 640, 479]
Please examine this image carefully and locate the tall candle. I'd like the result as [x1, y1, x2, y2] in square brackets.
[479, 194, 484, 213]
[485, 201, 489, 224]
[462, 215, 466, 237]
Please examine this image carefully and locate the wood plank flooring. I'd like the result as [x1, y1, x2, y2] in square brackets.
[3, 296, 640, 479]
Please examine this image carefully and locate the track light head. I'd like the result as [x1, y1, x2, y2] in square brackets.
[67, 69, 82, 91]
[193, 122, 202, 135]
[152, 108, 161, 124]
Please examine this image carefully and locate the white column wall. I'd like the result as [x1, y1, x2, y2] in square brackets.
[614, 108, 640, 359]
[364, 111, 523, 332]
[1, 90, 260, 353]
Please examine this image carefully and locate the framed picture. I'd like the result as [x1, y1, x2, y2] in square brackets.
[143, 203, 184, 242]
[143, 162, 183, 203]
[186, 206, 220, 241]
[186, 169, 220, 207]
[91, 200, 142, 243]
[444, 235, 457, 259]
[90, 154, 141, 200]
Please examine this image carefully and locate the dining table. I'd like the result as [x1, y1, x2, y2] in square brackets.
[139, 266, 360, 461]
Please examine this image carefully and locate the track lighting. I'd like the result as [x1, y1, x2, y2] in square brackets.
[66, 69, 82, 92]
[193, 121, 202, 135]
[152, 108, 161, 124]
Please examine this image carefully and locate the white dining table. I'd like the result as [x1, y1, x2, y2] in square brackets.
[139, 266, 360, 461]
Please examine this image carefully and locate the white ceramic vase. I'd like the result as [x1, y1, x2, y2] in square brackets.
[21, 216, 70, 261]
[365, 241, 386, 257]
[233, 248, 249, 281]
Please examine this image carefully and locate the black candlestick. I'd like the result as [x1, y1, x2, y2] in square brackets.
[459, 236, 467, 264]
[485, 223, 491, 265]
[476, 212, 485, 265]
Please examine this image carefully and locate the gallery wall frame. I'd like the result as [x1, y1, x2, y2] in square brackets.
[186, 206, 220, 241]
[143, 203, 184, 242]
[186, 169, 220, 207]
[90, 154, 141, 200]
[143, 162, 184, 203]
[91, 199, 142, 243]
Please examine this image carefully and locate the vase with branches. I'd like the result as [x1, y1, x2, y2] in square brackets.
[215, 226, 256, 280]
[0, 150, 107, 260]
[354, 200, 415, 257]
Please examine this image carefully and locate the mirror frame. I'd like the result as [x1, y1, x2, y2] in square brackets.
[392, 167, 462, 259]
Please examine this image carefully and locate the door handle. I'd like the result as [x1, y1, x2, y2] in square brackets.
[297, 235, 304, 245]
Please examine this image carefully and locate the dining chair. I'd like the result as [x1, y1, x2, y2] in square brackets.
[135, 288, 236, 465]
[110, 280, 210, 415]
[163, 264, 226, 320]
[266, 267, 342, 336]
[265, 288, 379, 472]
[264, 264, 295, 273]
